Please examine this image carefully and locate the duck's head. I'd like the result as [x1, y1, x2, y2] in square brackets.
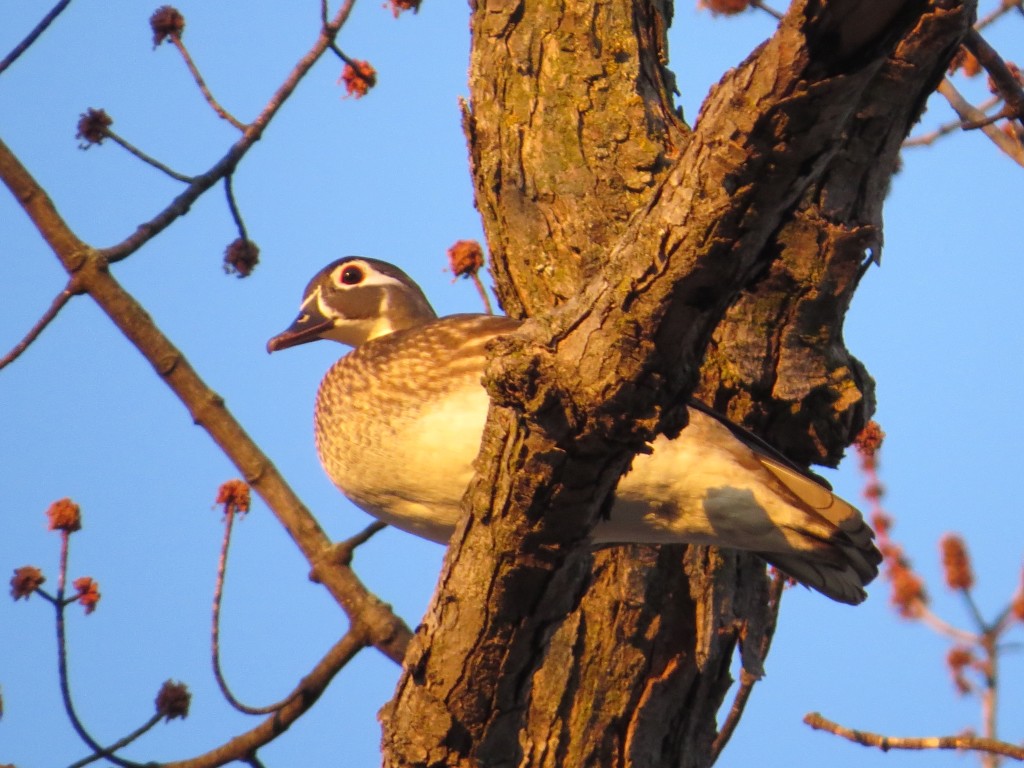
[267, 257, 437, 352]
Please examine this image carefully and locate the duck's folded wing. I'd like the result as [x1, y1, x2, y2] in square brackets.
[756, 456, 882, 604]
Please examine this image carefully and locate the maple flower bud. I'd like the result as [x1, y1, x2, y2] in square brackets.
[863, 482, 885, 500]
[10, 566, 45, 600]
[150, 6, 185, 47]
[946, 645, 975, 695]
[340, 60, 377, 98]
[215, 479, 251, 516]
[155, 680, 191, 721]
[388, 0, 421, 17]
[75, 109, 112, 149]
[940, 534, 974, 591]
[447, 240, 485, 279]
[46, 498, 81, 533]
[890, 561, 927, 618]
[73, 577, 101, 615]
[854, 421, 885, 460]
[869, 511, 892, 535]
[223, 239, 260, 278]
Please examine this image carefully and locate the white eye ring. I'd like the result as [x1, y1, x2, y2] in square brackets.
[335, 264, 365, 287]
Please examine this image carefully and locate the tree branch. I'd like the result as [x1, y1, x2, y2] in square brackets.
[161, 632, 366, 768]
[0, 0, 74, 75]
[211, 501, 301, 716]
[98, 1, 358, 264]
[964, 28, 1024, 119]
[0, 137, 412, 664]
[0, 281, 75, 371]
[382, 2, 972, 765]
[935, 78, 1024, 165]
[67, 714, 162, 768]
[169, 36, 248, 131]
[804, 712, 1024, 761]
[53, 529, 148, 768]
[102, 128, 196, 183]
[711, 573, 786, 761]
[904, 94, 1001, 146]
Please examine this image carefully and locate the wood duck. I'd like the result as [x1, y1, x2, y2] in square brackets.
[268, 257, 881, 604]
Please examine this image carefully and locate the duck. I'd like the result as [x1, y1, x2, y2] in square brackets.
[267, 256, 880, 604]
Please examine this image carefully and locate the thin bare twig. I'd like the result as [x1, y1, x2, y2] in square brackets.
[470, 273, 494, 315]
[913, 601, 983, 645]
[341, 520, 388, 554]
[960, 107, 1017, 131]
[906, 30, 1024, 160]
[963, 588, 992, 634]
[976, 0, 1023, 32]
[0, 0, 74, 75]
[993, 603, 1020, 636]
[170, 37, 248, 131]
[710, 571, 786, 761]
[981, 632, 1000, 768]
[328, 42, 360, 70]
[0, 283, 74, 371]
[54, 532, 147, 768]
[51, 488, 371, 768]
[903, 117, 966, 146]
[66, 713, 162, 768]
[161, 632, 365, 768]
[98, 1, 360, 264]
[102, 129, 195, 183]
[212, 501, 299, 715]
[0, 140, 413, 667]
[804, 712, 1024, 761]
[904, 94, 1001, 146]
[84, 128, 189, 181]
[224, 174, 250, 242]
[934, 79, 1024, 166]
[29, 587, 58, 605]
[750, 0, 784, 20]
[323, 521, 388, 569]
[3, 2, 408, 762]
[965, 29, 1024, 123]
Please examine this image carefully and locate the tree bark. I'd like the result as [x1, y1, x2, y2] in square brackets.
[381, 1, 974, 766]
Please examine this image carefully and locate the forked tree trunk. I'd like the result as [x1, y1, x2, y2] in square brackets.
[380, 1, 973, 766]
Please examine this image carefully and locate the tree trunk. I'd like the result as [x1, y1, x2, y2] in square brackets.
[380, 1, 974, 766]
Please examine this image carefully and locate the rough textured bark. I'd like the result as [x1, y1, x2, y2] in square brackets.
[700, 3, 967, 465]
[464, 0, 687, 315]
[381, 1, 974, 767]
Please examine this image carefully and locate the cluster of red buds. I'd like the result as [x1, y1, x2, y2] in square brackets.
[341, 60, 377, 99]
[10, 499, 101, 614]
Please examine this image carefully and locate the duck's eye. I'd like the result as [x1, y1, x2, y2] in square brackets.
[338, 265, 364, 285]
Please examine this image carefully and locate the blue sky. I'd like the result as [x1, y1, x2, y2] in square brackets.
[1, 2, 1022, 766]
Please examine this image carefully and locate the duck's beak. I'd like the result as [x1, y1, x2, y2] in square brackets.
[267, 307, 334, 353]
